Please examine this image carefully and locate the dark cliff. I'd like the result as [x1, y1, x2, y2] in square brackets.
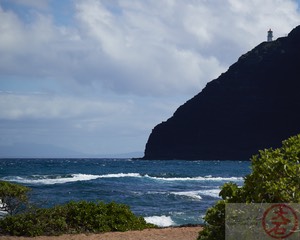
[143, 25, 300, 160]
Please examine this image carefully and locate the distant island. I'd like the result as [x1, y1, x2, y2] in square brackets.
[143, 25, 300, 160]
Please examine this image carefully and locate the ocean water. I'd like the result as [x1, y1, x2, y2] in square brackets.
[0, 159, 250, 227]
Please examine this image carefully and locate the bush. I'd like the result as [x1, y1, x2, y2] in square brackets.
[0, 181, 30, 215]
[0, 200, 155, 236]
[198, 134, 300, 240]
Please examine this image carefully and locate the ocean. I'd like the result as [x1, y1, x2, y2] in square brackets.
[0, 158, 250, 227]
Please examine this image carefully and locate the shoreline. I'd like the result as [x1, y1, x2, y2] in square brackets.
[0, 225, 203, 240]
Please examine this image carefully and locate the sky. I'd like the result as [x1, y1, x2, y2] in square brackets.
[0, 0, 300, 157]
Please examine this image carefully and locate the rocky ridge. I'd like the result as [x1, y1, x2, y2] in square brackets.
[143, 25, 300, 160]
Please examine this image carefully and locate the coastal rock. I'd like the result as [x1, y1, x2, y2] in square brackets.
[143, 25, 300, 160]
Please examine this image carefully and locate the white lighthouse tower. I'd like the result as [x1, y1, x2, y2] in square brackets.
[267, 29, 273, 42]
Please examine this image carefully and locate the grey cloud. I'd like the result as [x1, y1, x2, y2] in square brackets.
[0, 91, 182, 154]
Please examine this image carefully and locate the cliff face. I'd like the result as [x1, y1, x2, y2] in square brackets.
[144, 25, 300, 160]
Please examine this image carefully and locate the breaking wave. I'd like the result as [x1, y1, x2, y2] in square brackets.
[142, 188, 221, 201]
[2, 173, 242, 185]
[198, 189, 221, 198]
[145, 175, 243, 182]
[171, 191, 202, 201]
[170, 189, 221, 200]
[2, 173, 141, 185]
[144, 215, 175, 227]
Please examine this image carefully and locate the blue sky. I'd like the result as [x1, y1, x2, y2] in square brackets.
[0, 0, 300, 157]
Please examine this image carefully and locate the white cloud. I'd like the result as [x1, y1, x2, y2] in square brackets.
[1, 0, 300, 96]
[74, 0, 227, 95]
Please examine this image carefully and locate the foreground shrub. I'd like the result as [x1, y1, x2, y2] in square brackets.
[0, 201, 155, 236]
[198, 134, 300, 240]
[0, 181, 30, 215]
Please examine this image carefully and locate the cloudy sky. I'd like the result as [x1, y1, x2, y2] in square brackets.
[0, 0, 300, 157]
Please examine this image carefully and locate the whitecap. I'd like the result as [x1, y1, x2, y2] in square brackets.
[144, 215, 175, 227]
[3, 174, 100, 185]
[171, 191, 202, 201]
[199, 189, 221, 198]
[3, 173, 142, 185]
[3, 173, 242, 185]
[142, 189, 218, 200]
[145, 175, 243, 182]
[98, 173, 142, 178]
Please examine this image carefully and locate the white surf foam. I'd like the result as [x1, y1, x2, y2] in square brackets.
[4, 174, 100, 185]
[4, 173, 142, 185]
[146, 175, 243, 182]
[144, 215, 175, 227]
[199, 189, 221, 198]
[171, 191, 202, 201]
[98, 173, 142, 178]
[4, 173, 242, 185]
[144, 189, 219, 200]
[0, 200, 8, 219]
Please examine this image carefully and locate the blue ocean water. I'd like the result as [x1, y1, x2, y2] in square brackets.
[0, 159, 250, 227]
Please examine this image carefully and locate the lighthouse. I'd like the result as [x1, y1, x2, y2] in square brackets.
[267, 29, 273, 42]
